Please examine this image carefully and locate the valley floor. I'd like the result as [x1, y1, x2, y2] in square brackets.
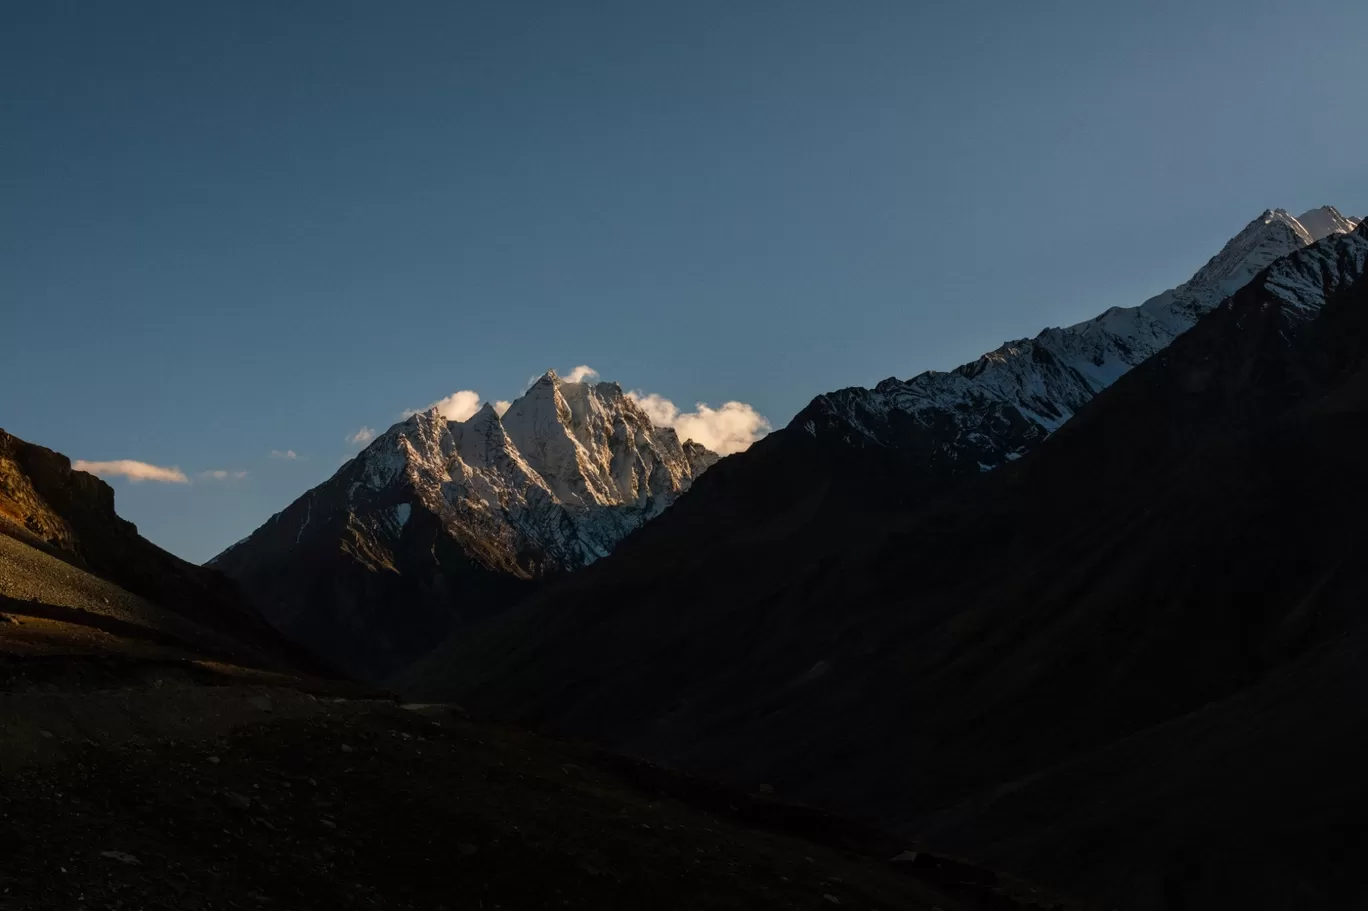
[0, 670, 1073, 911]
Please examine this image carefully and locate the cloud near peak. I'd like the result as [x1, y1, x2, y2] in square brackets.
[347, 426, 376, 446]
[73, 459, 189, 484]
[269, 449, 300, 460]
[626, 392, 771, 456]
[402, 390, 482, 422]
[563, 364, 599, 384]
[523, 365, 600, 391]
[393, 367, 768, 456]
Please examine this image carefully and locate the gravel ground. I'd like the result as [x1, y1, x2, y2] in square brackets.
[0, 685, 1073, 911]
[0, 530, 257, 663]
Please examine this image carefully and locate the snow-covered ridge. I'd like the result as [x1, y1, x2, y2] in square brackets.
[1261, 218, 1368, 317]
[216, 371, 720, 577]
[794, 207, 1361, 470]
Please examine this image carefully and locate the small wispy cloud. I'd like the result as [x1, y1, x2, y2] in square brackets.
[626, 392, 771, 456]
[269, 449, 299, 460]
[526, 365, 600, 390]
[198, 469, 248, 482]
[401, 390, 482, 422]
[73, 459, 190, 485]
[493, 400, 513, 416]
[346, 426, 376, 446]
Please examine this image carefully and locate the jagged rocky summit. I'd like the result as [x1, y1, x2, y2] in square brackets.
[209, 371, 719, 678]
[791, 206, 1362, 469]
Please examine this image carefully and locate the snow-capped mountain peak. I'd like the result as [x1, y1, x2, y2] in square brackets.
[217, 370, 718, 581]
[209, 370, 722, 675]
[1295, 205, 1360, 242]
[790, 206, 1362, 471]
[1181, 209, 1316, 303]
[501, 371, 606, 508]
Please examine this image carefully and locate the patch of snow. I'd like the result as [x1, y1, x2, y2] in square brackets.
[295, 497, 311, 545]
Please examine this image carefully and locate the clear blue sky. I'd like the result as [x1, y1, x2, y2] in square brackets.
[3, 0, 1365, 562]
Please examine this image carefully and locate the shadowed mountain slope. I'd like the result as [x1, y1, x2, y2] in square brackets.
[405, 223, 1368, 909]
[0, 428, 327, 676]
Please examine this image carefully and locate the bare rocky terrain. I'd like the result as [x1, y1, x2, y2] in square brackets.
[1, 682, 1076, 911]
[0, 429, 1071, 911]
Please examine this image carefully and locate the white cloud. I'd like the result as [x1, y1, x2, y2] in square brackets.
[626, 392, 771, 456]
[198, 469, 248, 481]
[493, 400, 513, 416]
[74, 459, 189, 484]
[270, 449, 299, 460]
[627, 392, 679, 427]
[347, 426, 376, 446]
[564, 364, 599, 384]
[523, 366, 598, 390]
[402, 390, 482, 422]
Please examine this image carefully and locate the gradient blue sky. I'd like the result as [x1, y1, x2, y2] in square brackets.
[3, 0, 1365, 562]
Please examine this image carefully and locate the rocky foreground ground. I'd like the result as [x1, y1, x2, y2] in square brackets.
[0, 658, 1074, 911]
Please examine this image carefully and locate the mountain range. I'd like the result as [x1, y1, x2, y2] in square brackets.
[8, 203, 1368, 910]
[211, 205, 1360, 684]
[209, 372, 718, 677]
[399, 212, 1368, 908]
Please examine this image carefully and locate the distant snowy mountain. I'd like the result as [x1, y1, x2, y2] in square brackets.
[791, 206, 1361, 469]
[210, 371, 718, 677]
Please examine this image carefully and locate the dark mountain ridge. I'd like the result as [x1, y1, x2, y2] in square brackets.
[217, 210, 1356, 683]
[405, 222, 1368, 908]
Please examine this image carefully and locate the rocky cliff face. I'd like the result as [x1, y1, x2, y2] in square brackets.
[0, 428, 134, 558]
[0, 428, 301, 662]
[210, 371, 719, 678]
